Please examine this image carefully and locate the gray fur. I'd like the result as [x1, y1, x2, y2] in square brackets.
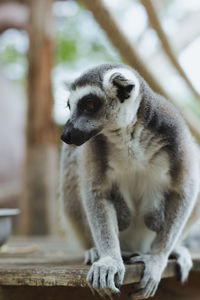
[71, 63, 122, 90]
[59, 63, 200, 298]
[144, 206, 165, 233]
[110, 184, 131, 231]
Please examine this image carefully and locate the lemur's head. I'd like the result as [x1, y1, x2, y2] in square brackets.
[61, 63, 141, 146]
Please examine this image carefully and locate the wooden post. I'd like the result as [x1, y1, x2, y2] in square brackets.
[20, 0, 58, 235]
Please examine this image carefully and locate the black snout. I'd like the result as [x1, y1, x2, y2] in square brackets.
[61, 121, 74, 144]
[61, 121, 100, 146]
[61, 121, 84, 146]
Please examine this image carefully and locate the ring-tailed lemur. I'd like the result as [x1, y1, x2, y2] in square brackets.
[59, 63, 200, 298]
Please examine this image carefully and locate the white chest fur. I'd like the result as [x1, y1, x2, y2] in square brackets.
[107, 132, 171, 217]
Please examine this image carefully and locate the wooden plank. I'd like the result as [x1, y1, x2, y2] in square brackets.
[0, 238, 199, 300]
[0, 257, 199, 287]
[0, 247, 200, 287]
[0, 275, 200, 300]
[0, 237, 200, 287]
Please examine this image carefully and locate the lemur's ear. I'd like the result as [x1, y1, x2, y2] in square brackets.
[110, 72, 135, 103]
[63, 80, 73, 90]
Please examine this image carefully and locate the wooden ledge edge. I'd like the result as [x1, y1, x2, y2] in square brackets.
[0, 258, 199, 287]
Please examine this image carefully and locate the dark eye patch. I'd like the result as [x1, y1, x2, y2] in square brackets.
[77, 93, 103, 115]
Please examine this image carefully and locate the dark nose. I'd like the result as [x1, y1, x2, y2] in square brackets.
[61, 121, 73, 144]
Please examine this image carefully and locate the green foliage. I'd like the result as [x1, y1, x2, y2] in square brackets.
[53, 2, 121, 67]
[0, 1, 121, 84]
[0, 45, 19, 64]
[55, 34, 77, 64]
[187, 101, 200, 119]
[0, 29, 28, 84]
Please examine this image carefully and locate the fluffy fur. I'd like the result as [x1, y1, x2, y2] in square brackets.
[59, 63, 200, 298]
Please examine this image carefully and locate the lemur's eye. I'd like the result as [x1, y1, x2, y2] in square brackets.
[78, 94, 103, 115]
[84, 100, 95, 112]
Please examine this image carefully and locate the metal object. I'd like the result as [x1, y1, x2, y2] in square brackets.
[0, 209, 19, 246]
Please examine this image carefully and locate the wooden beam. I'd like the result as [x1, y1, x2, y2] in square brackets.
[0, 238, 199, 299]
[0, 3, 28, 33]
[159, 11, 200, 54]
[80, 0, 168, 99]
[140, 0, 200, 100]
[0, 259, 180, 287]
[20, 0, 58, 235]
[0, 237, 200, 287]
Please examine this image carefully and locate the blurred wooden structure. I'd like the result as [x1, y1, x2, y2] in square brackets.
[80, 0, 168, 99]
[0, 0, 200, 235]
[0, 0, 58, 235]
[21, 0, 58, 235]
[0, 237, 200, 300]
[0, 2, 28, 33]
[140, 0, 200, 100]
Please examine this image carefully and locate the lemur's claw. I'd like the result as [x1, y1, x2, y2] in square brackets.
[87, 256, 125, 297]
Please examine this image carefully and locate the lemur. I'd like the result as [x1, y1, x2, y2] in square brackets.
[59, 63, 200, 299]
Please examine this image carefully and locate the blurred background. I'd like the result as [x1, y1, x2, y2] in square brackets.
[0, 0, 200, 236]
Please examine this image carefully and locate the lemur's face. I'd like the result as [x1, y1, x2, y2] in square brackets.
[61, 64, 140, 146]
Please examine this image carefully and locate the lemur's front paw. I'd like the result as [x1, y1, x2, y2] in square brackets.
[84, 247, 99, 265]
[129, 254, 167, 299]
[87, 256, 125, 297]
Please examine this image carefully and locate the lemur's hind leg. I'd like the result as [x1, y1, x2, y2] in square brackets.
[170, 245, 193, 282]
[85, 247, 99, 264]
[121, 251, 143, 263]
